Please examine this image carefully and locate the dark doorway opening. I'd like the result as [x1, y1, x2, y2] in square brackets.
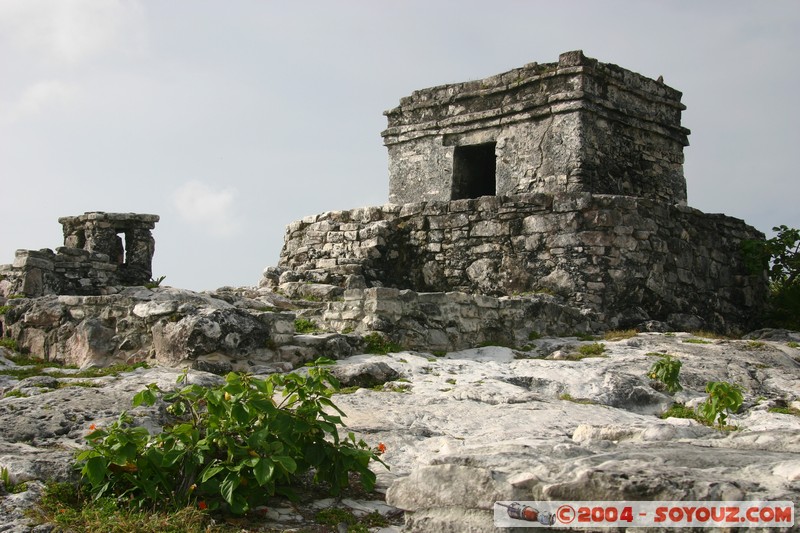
[451, 142, 496, 200]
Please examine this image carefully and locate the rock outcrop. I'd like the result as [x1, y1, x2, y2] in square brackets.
[0, 286, 365, 372]
[1, 332, 799, 531]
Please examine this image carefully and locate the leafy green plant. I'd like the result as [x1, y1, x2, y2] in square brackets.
[787, 341, 799, 348]
[316, 506, 357, 527]
[0, 305, 11, 315]
[294, 318, 319, 334]
[647, 354, 683, 393]
[743, 225, 800, 329]
[660, 403, 701, 422]
[697, 381, 744, 428]
[528, 331, 542, 341]
[77, 359, 386, 515]
[363, 332, 402, 355]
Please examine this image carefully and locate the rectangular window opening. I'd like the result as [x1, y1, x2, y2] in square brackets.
[451, 142, 497, 200]
[114, 231, 127, 266]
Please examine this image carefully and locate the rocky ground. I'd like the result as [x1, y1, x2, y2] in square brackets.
[1, 330, 799, 532]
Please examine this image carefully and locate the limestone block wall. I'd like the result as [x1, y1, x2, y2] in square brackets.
[383, 51, 690, 205]
[0, 212, 158, 298]
[60, 212, 158, 285]
[323, 287, 597, 352]
[277, 193, 767, 333]
[1, 248, 118, 297]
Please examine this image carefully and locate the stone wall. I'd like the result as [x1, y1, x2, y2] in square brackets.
[383, 50, 690, 205]
[275, 192, 767, 334]
[0, 212, 158, 298]
[323, 287, 598, 352]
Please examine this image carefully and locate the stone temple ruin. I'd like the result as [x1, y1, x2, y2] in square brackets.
[0, 212, 158, 297]
[0, 51, 770, 363]
[267, 50, 767, 341]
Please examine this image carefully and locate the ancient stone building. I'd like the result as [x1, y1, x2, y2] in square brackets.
[383, 50, 689, 206]
[0, 212, 159, 297]
[270, 51, 768, 336]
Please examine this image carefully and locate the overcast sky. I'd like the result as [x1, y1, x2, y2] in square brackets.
[1, 1, 798, 291]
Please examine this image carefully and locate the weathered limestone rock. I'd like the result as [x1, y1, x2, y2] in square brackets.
[330, 361, 400, 388]
[2, 332, 798, 532]
[0, 287, 301, 370]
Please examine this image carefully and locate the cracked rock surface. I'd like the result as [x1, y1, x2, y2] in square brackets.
[1, 332, 799, 532]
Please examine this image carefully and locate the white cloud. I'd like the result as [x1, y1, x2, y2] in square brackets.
[1, 80, 78, 124]
[0, 0, 146, 64]
[173, 181, 242, 237]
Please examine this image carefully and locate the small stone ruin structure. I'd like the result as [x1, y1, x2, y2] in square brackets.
[269, 51, 768, 337]
[0, 212, 159, 297]
[384, 50, 689, 206]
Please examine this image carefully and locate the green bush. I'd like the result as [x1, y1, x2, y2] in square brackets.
[697, 381, 744, 428]
[294, 318, 319, 334]
[577, 342, 605, 357]
[660, 403, 700, 421]
[0, 305, 11, 315]
[743, 225, 800, 329]
[77, 359, 386, 515]
[363, 332, 402, 355]
[647, 354, 683, 393]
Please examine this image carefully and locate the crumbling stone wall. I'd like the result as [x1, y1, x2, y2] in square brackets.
[0, 212, 159, 298]
[323, 287, 597, 352]
[275, 192, 766, 333]
[383, 50, 689, 205]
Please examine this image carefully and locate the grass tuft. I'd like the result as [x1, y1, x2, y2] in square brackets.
[603, 329, 638, 341]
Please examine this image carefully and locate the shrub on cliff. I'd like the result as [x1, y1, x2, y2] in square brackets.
[743, 225, 800, 330]
[77, 359, 386, 515]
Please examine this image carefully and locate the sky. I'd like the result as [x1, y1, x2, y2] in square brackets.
[1, 1, 798, 291]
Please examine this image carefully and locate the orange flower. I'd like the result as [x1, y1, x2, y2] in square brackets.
[198, 501, 208, 510]
[377, 442, 387, 454]
[88, 424, 96, 431]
